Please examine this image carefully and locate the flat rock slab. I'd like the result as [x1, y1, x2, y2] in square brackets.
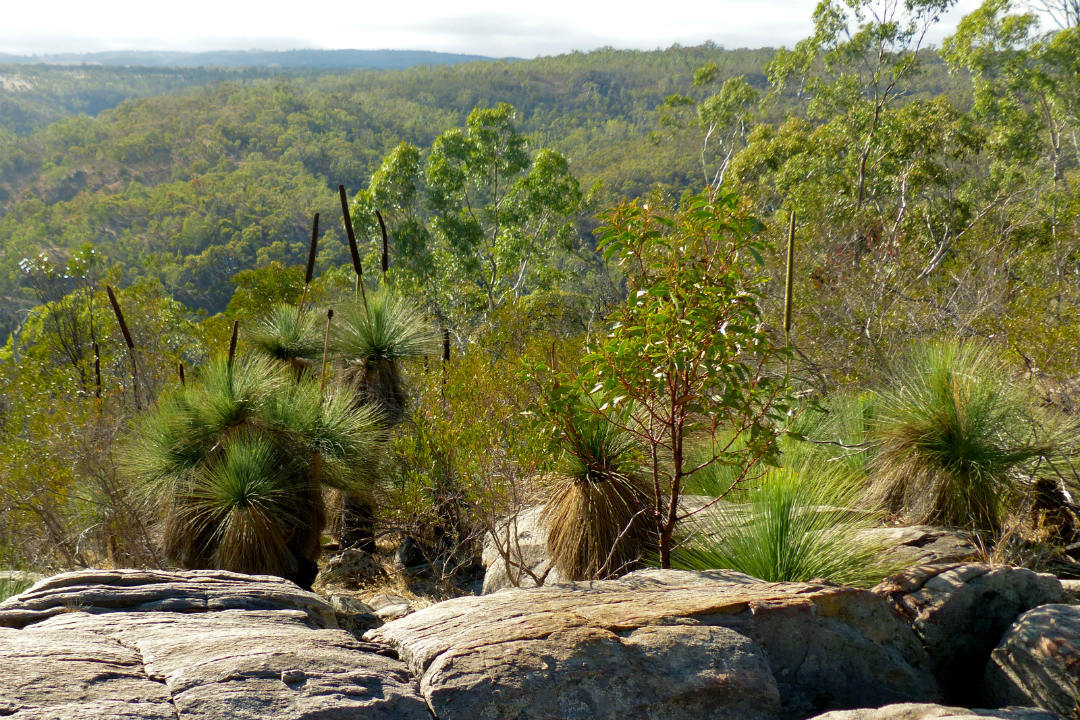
[0, 568, 338, 629]
[0, 569, 431, 720]
[986, 603, 1080, 719]
[874, 563, 1064, 703]
[368, 568, 940, 720]
[808, 703, 1059, 719]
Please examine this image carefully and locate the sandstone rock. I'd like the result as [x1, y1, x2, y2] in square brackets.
[481, 505, 565, 593]
[985, 603, 1080, 718]
[422, 623, 781, 720]
[0, 569, 431, 720]
[862, 527, 977, 566]
[1061, 579, 1080, 603]
[368, 592, 414, 621]
[808, 703, 1059, 719]
[318, 549, 385, 589]
[368, 568, 940, 720]
[328, 593, 382, 636]
[873, 563, 1065, 703]
[0, 568, 338, 629]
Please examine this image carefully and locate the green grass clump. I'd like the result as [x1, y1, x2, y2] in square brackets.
[867, 340, 1053, 533]
[671, 464, 902, 588]
[543, 405, 654, 580]
[0, 576, 32, 603]
[124, 354, 383, 587]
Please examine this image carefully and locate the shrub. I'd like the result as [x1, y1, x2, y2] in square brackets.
[867, 340, 1054, 532]
[546, 189, 789, 569]
[671, 464, 902, 587]
[124, 355, 383, 588]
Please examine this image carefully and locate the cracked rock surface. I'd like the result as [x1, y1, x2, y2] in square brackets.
[0, 569, 431, 720]
[873, 564, 1065, 704]
[368, 567, 941, 720]
[985, 603, 1080, 718]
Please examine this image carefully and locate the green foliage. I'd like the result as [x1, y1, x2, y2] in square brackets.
[334, 289, 439, 424]
[124, 354, 383, 585]
[867, 340, 1056, 532]
[783, 391, 877, 479]
[540, 189, 790, 568]
[0, 576, 32, 603]
[351, 103, 586, 331]
[0, 545, 34, 602]
[333, 289, 439, 363]
[377, 308, 572, 582]
[672, 465, 902, 588]
[248, 303, 322, 365]
[542, 399, 653, 580]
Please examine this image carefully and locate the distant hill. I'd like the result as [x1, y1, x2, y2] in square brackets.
[0, 49, 507, 70]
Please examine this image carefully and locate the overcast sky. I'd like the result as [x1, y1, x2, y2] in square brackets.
[2, 0, 990, 58]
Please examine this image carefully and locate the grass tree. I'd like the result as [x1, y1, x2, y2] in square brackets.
[867, 340, 1056, 533]
[333, 289, 439, 425]
[124, 354, 383, 589]
[672, 464, 903, 588]
[331, 288, 438, 550]
[248, 303, 322, 379]
[540, 398, 653, 580]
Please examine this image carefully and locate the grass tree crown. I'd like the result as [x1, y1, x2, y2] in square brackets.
[123, 354, 385, 587]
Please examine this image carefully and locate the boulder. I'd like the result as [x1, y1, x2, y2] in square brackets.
[368, 568, 940, 720]
[0, 569, 431, 720]
[985, 603, 1080, 718]
[808, 703, 1059, 719]
[873, 563, 1065, 703]
[367, 592, 414, 621]
[481, 505, 565, 593]
[0, 568, 338, 629]
[863, 527, 977, 567]
[327, 593, 382, 637]
[1061, 579, 1080, 604]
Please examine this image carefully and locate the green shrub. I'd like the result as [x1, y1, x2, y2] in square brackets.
[671, 464, 902, 587]
[867, 340, 1053, 532]
[124, 354, 383, 588]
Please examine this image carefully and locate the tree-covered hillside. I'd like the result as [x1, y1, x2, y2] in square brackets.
[0, 45, 806, 329]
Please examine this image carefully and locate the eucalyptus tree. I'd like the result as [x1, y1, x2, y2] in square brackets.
[940, 0, 1080, 373]
[349, 103, 584, 335]
[657, 68, 761, 195]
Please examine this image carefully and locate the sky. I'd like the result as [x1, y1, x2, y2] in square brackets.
[1, 0, 990, 58]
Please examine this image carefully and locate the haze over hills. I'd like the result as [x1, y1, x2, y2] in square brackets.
[0, 49, 507, 69]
